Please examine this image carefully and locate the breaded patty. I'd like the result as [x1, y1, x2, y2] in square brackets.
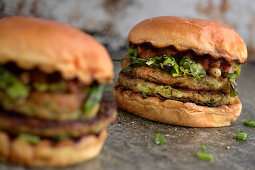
[0, 101, 116, 138]
[123, 66, 230, 93]
[0, 91, 93, 120]
[117, 73, 236, 106]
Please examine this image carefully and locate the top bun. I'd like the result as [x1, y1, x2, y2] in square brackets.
[0, 16, 113, 84]
[128, 16, 247, 63]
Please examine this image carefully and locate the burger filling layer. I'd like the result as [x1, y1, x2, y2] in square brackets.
[0, 63, 115, 144]
[117, 73, 236, 106]
[0, 63, 105, 120]
[118, 44, 241, 107]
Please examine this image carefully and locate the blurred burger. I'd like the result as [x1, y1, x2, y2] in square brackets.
[114, 16, 247, 127]
[0, 16, 116, 167]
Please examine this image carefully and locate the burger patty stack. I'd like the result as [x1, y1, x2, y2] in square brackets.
[0, 17, 116, 167]
[114, 16, 247, 127]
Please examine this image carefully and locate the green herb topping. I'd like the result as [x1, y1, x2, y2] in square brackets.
[223, 64, 241, 97]
[122, 49, 206, 80]
[153, 133, 164, 145]
[155, 85, 172, 98]
[236, 132, 247, 140]
[141, 91, 148, 98]
[244, 119, 255, 127]
[55, 134, 68, 141]
[18, 133, 40, 144]
[0, 66, 29, 99]
[196, 152, 214, 161]
[201, 145, 207, 151]
[83, 84, 104, 116]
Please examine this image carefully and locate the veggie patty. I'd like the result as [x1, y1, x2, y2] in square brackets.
[117, 73, 236, 107]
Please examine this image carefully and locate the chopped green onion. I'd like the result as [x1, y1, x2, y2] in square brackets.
[224, 73, 238, 79]
[141, 91, 148, 98]
[128, 49, 138, 58]
[155, 85, 172, 98]
[123, 50, 207, 79]
[235, 64, 241, 79]
[18, 133, 40, 144]
[83, 84, 104, 116]
[189, 63, 205, 79]
[0, 66, 29, 99]
[146, 57, 158, 66]
[160, 57, 175, 69]
[230, 83, 238, 97]
[55, 134, 68, 141]
[244, 119, 255, 127]
[171, 63, 181, 77]
[201, 145, 207, 151]
[236, 132, 247, 140]
[33, 83, 48, 92]
[223, 68, 239, 84]
[190, 63, 200, 75]
[223, 63, 241, 97]
[153, 133, 164, 145]
[179, 56, 193, 68]
[196, 152, 214, 161]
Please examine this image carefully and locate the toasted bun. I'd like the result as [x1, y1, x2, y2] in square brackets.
[0, 16, 113, 84]
[128, 16, 247, 63]
[114, 88, 242, 127]
[0, 129, 107, 167]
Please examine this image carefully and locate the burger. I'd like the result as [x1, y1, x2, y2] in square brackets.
[0, 16, 116, 167]
[114, 16, 247, 127]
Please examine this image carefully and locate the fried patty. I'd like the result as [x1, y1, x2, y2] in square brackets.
[117, 73, 236, 106]
[0, 90, 96, 120]
[123, 66, 230, 93]
[0, 63, 100, 120]
[0, 100, 116, 138]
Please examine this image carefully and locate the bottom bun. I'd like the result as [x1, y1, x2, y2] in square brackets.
[114, 87, 242, 127]
[0, 129, 107, 167]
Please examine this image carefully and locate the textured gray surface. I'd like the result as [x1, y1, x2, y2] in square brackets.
[0, 51, 255, 170]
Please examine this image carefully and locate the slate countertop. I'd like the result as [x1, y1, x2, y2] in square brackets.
[1, 51, 254, 170]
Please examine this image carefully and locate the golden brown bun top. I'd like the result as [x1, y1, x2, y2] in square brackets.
[0, 16, 114, 84]
[128, 16, 247, 63]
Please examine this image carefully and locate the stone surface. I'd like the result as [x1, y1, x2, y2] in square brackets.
[0, 51, 254, 170]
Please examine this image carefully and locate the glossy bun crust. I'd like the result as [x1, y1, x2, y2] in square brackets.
[128, 16, 247, 63]
[0, 16, 113, 84]
[114, 88, 242, 127]
[0, 130, 107, 167]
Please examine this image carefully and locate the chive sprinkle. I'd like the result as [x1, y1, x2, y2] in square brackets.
[236, 132, 247, 140]
[153, 133, 164, 145]
[244, 119, 255, 127]
[196, 152, 214, 161]
[141, 91, 148, 98]
[18, 133, 40, 144]
[201, 145, 207, 151]
[55, 134, 68, 141]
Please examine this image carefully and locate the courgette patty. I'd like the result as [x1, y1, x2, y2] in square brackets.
[123, 66, 230, 93]
[117, 73, 236, 107]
